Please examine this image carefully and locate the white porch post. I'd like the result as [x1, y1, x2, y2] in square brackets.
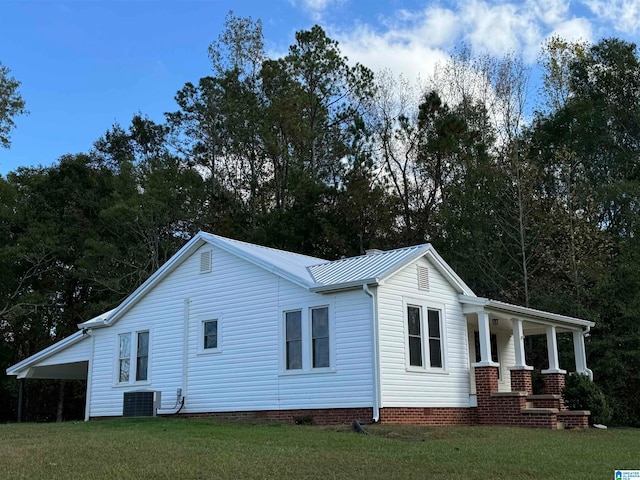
[572, 331, 592, 379]
[472, 311, 499, 367]
[541, 325, 567, 374]
[510, 318, 532, 370]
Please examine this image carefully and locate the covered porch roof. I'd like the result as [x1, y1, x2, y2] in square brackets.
[459, 295, 594, 334]
[6, 330, 91, 380]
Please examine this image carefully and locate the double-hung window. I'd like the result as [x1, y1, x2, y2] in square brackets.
[405, 301, 445, 370]
[116, 330, 150, 384]
[283, 305, 331, 372]
[198, 317, 222, 355]
[286, 311, 303, 370]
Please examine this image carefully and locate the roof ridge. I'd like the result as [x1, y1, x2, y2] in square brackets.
[316, 243, 429, 266]
[202, 232, 328, 263]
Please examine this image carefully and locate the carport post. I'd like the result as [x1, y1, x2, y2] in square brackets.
[17, 378, 24, 423]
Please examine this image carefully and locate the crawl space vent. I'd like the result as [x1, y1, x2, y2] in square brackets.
[417, 265, 429, 291]
[200, 251, 212, 273]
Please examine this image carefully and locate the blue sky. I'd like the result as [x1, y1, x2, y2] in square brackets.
[1, 0, 639, 175]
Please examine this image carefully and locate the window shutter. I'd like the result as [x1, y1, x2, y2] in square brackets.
[417, 265, 429, 291]
[200, 251, 212, 273]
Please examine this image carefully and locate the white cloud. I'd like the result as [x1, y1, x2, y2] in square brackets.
[291, 0, 343, 21]
[334, 22, 451, 84]
[584, 0, 640, 33]
[325, 0, 603, 87]
[548, 17, 593, 43]
[526, 0, 571, 25]
[461, 0, 542, 59]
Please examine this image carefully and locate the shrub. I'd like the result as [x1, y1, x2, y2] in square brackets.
[562, 373, 613, 425]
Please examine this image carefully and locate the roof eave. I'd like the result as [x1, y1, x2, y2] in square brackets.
[459, 295, 595, 328]
[6, 330, 88, 376]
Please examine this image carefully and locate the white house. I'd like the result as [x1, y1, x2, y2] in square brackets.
[7, 232, 595, 428]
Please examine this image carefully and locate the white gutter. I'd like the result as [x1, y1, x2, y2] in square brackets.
[363, 284, 380, 422]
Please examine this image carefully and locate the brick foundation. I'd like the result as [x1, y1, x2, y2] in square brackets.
[474, 366, 499, 424]
[379, 407, 477, 426]
[510, 369, 533, 395]
[172, 407, 374, 425]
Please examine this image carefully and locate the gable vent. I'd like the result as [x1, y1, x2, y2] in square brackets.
[417, 265, 429, 291]
[200, 251, 212, 273]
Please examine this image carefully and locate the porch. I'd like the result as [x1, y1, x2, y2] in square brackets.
[461, 296, 595, 429]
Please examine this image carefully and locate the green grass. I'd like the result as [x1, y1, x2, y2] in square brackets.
[0, 419, 637, 479]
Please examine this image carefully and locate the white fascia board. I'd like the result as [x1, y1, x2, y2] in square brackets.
[309, 278, 380, 293]
[371, 245, 430, 285]
[6, 330, 88, 376]
[423, 249, 476, 296]
[459, 295, 595, 328]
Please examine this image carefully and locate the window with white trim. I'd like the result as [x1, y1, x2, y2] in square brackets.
[405, 301, 445, 370]
[116, 330, 150, 384]
[203, 320, 218, 350]
[285, 310, 303, 370]
[283, 305, 331, 372]
[118, 333, 131, 382]
[198, 316, 222, 354]
[311, 307, 329, 368]
[136, 331, 149, 381]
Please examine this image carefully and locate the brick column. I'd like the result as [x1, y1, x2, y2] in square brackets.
[510, 368, 533, 395]
[474, 366, 499, 425]
[543, 372, 567, 410]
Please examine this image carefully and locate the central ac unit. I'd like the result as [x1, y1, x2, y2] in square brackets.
[123, 390, 161, 417]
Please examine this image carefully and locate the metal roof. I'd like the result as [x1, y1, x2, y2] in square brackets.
[309, 245, 427, 287]
[201, 233, 326, 287]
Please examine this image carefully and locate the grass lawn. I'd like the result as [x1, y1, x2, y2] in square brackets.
[0, 418, 637, 479]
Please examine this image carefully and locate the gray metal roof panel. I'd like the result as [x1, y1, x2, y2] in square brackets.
[308, 245, 427, 286]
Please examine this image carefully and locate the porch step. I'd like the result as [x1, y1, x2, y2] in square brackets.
[527, 394, 563, 410]
[520, 407, 559, 414]
[557, 410, 591, 429]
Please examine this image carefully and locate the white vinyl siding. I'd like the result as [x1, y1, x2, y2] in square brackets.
[378, 256, 472, 408]
[88, 244, 373, 417]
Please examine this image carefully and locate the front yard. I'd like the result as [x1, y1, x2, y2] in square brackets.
[0, 418, 637, 479]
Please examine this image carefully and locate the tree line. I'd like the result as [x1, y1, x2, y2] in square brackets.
[1, 14, 639, 425]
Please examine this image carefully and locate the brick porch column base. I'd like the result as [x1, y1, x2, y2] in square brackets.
[510, 369, 533, 395]
[543, 372, 567, 410]
[474, 366, 499, 425]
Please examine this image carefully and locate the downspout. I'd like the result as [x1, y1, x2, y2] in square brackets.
[584, 326, 593, 381]
[84, 329, 94, 421]
[363, 284, 381, 422]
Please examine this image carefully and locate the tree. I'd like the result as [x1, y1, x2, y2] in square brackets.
[0, 62, 27, 148]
